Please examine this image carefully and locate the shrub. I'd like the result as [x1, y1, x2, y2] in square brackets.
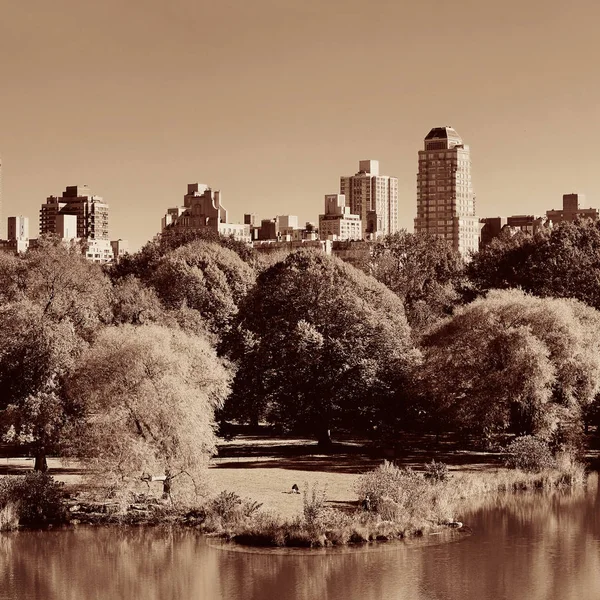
[0, 473, 67, 528]
[210, 490, 242, 520]
[303, 482, 327, 527]
[549, 421, 586, 461]
[504, 436, 556, 472]
[424, 460, 450, 483]
[355, 461, 455, 526]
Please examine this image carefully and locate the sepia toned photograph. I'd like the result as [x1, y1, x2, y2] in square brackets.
[1, 1, 599, 599]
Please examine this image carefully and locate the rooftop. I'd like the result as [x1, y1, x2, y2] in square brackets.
[424, 126, 463, 142]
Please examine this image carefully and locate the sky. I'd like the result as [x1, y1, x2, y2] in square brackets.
[1, 0, 600, 250]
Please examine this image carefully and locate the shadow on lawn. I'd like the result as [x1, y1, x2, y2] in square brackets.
[212, 436, 504, 474]
[0, 463, 90, 476]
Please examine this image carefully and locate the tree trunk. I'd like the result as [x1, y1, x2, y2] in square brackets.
[34, 453, 48, 472]
[317, 426, 332, 450]
[162, 472, 172, 500]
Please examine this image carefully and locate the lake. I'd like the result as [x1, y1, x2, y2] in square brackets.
[2, 473, 600, 600]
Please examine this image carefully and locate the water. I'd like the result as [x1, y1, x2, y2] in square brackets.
[2, 474, 600, 600]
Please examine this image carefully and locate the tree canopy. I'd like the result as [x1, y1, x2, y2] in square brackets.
[367, 231, 464, 334]
[419, 289, 600, 439]
[67, 324, 231, 498]
[224, 250, 420, 444]
[468, 220, 600, 311]
[149, 240, 256, 333]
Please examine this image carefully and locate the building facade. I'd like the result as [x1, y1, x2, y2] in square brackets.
[480, 215, 548, 248]
[546, 193, 599, 225]
[39, 185, 125, 263]
[162, 183, 251, 243]
[1, 215, 29, 254]
[340, 160, 398, 239]
[111, 239, 129, 261]
[319, 194, 362, 241]
[8, 215, 29, 242]
[40, 185, 110, 241]
[415, 127, 480, 256]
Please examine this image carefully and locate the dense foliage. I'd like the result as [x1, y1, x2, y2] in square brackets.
[2, 220, 600, 500]
[223, 250, 420, 444]
[419, 290, 600, 439]
[468, 220, 600, 310]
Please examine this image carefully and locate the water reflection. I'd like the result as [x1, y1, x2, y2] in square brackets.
[1, 476, 600, 600]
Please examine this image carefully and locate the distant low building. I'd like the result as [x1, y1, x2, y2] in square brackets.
[254, 214, 317, 242]
[546, 193, 599, 225]
[111, 239, 129, 261]
[161, 183, 251, 243]
[319, 194, 362, 241]
[479, 214, 549, 248]
[252, 239, 331, 255]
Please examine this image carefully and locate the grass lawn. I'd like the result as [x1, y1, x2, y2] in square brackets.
[6, 430, 589, 521]
[206, 432, 505, 518]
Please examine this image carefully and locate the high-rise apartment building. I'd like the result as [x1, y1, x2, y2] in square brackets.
[2, 215, 29, 254]
[7, 215, 28, 241]
[40, 185, 113, 263]
[415, 127, 480, 256]
[40, 185, 109, 240]
[340, 160, 398, 239]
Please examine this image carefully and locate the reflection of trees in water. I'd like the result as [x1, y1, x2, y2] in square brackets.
[2, 484, 600, 600]
[420, 473, 600, 600]
[215, 545, 434, 600]
[0, 528, 220, 600]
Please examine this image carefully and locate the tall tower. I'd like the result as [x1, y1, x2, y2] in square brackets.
[340, 160, 399, 239]
[415, 127, 480, 256]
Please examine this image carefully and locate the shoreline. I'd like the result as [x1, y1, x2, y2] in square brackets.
[1, 434, 594, 548]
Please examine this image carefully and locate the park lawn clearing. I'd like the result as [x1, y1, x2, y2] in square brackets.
[207, 461, 359, 519]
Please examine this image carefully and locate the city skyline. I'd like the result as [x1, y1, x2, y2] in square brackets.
[2, 0, 600, 250]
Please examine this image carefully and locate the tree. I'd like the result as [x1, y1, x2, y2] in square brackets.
[419, 289, 600, 440]
[467, 220, 600, 311]
[0, 236, 112, 339]
[67, 325, 231, 499]
[368, 231, 465, 334]
[0, 239, 112, 471]
[0, 301, 82, 471]
[224, 250, 420, 445]
[110, 275, 164, 325]
[149, 241, 256, 334]
[106, 228, 257, 284]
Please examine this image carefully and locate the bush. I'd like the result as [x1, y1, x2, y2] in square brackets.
[504, 436, 556, 472]
[355, 461, 455, 526]
[210, 490, 242, 520]
[549, 421, 586, 461]
[303, 482, 327, 527]
[424, 460, 450, 483]
[0, 473, 67, 528]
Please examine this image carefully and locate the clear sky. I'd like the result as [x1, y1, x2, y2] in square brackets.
[1, 0, 599, 250]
